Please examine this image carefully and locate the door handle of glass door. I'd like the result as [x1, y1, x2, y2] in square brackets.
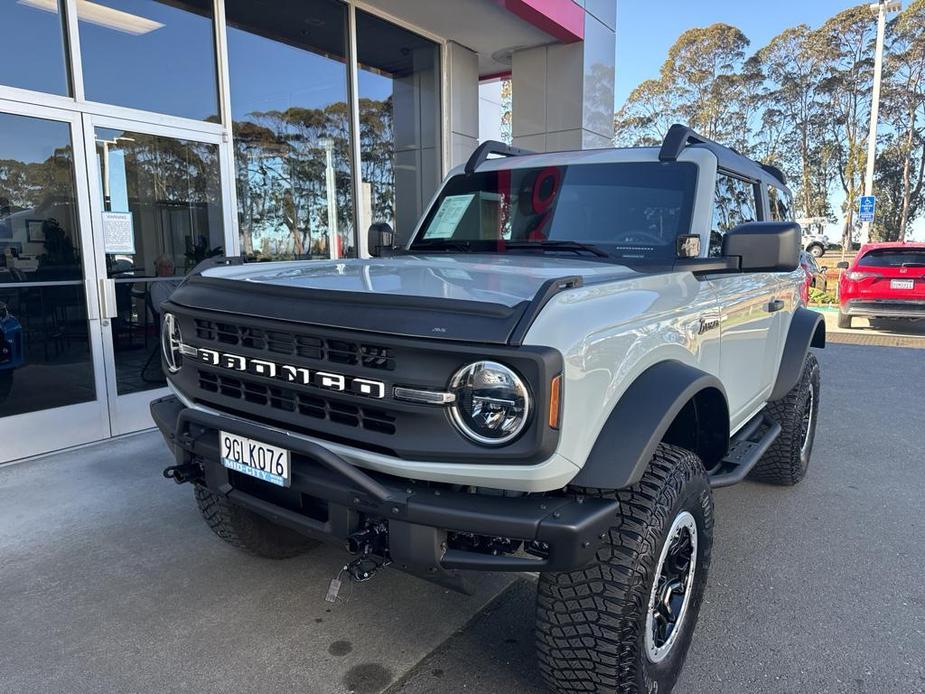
[98, 278, 118, 319]
[767, 299, 785, 312]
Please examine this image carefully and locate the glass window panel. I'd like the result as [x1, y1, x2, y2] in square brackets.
[710, 174, 758, 257]
[357, 11, 440, 246]
[0, 0, 71, 95]
[78, 0, 218, 121]
[0, 112, 96, 417]
[94, 127, 223, 394]
[226, 0, 355, 261]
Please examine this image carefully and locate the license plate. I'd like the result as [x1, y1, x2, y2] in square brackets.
[220, 431, 290, 487]
[891, 279, 914, 290]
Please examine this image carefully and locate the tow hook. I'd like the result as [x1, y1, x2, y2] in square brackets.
[326, 520, 391, 603]
[162, 462, 203, 485]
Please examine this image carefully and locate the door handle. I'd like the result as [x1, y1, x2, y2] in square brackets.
[98, 278, 118, 319]
[767, 299, 785, 313]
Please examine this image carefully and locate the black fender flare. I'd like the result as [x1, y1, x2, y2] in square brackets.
[769, 306, 825, 401]
[570, 360, 729, 490]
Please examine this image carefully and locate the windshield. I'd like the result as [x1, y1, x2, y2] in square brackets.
[409, 161, 698, 264]
[858, 248, 925, 267]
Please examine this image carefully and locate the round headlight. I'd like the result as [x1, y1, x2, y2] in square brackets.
[161, 312, 182, 373]
[449, 361, 530, 445]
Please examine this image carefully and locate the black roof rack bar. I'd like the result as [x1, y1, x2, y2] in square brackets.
[760, 163, 787, 186]
[464, 140, 533, 175]
[658, 123, 710, 162]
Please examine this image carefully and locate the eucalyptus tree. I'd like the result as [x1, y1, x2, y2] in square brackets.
[755, 24, 834, 220]
[810, 6, 877, 245]
[880, 0, 925, 239]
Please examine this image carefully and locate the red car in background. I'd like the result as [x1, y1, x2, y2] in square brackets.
[837, 242, 925, 328]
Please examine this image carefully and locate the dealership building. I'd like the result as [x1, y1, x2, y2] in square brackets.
[0, 0, 616, 462]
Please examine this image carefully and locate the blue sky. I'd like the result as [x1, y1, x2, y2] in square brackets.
[614, 0, 924, 241]
[615, 0, 857, 109]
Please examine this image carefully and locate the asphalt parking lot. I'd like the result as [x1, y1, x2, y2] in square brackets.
[2, 343, 924, 694]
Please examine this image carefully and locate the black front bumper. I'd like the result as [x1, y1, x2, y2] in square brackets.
[152, 395, 616, 583]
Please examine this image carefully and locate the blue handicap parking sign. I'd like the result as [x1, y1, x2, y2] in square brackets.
[858, 195, 876, 222]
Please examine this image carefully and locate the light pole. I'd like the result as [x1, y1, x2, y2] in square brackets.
[859, 0, 901, 244]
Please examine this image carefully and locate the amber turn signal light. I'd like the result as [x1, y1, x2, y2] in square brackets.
[548, 374, 562, 429]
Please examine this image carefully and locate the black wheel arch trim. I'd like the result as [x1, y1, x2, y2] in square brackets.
[570, 360, 729, 490]
[769, 306, 825, 402]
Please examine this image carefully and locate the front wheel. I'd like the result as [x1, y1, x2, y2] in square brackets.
[536, 444, 714, 693]
[837, 312, 852, 329]
[808, 243, 824, 258]
[195, 486, 318, 559]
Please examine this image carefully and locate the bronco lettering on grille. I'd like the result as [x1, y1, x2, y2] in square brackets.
[187, 345, 386, 399]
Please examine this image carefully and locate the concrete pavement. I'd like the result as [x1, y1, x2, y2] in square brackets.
[0, 434, 512, 694]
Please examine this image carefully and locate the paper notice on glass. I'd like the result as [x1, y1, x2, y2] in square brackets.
[102, 211, 135, 254]
[425, 194, 475, 239]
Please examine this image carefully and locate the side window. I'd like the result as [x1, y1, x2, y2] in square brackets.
[768, 186, 792, 222]
[710, 174, 758, 256]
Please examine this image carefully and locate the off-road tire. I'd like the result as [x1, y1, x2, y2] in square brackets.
[536, 444, 714, 693]
[837, 312, 851, 329]
[194, 485, 318, 559]
[749, 352, 820, 486]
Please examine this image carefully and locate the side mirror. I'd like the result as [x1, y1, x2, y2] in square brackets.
[836, 261, 849, 269]
[722, 221, 800, 272]
[367, 222, 394, 257]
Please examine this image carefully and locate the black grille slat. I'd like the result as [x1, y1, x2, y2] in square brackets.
[193, 319, 393, 370]
[198, 371, 397, 435]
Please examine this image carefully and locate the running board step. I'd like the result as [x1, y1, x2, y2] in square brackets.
[708, 413, 781, 488]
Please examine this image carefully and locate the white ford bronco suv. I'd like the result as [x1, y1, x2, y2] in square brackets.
[153, 124, 825, 693]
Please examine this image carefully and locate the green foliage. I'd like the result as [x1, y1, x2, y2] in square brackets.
[808, 287, 838, 305]
[615, 3, 925, 243]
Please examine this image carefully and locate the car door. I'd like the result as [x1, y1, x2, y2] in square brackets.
[707, 172, 781, 425]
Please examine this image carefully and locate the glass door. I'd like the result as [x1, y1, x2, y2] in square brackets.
[0, 100, 110, 462]
[83, 116, 230, 436]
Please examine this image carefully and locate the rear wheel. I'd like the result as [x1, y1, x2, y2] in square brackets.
[749, 353, 820, 486]
[837, 312, 851, 329]
[536, 444, 713, 693]
[808, 243, 824, 258]
[194, 486, 318, 559]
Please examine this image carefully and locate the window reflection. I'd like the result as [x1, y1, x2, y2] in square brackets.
[0, 0, 71, 95]
[357, 11, 441, 246]
[226, 0, 355, 261]
[0, 112, 95, 417]
[95, 128, 223, 394]
[77, 0, 219, 121]
[710, 174, 758, 257]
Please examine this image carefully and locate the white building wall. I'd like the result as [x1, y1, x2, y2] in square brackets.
[478, 80, 504, 143]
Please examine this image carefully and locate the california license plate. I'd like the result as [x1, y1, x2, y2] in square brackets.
[890, 279, 914, 290]
[220, 431, 291, 487]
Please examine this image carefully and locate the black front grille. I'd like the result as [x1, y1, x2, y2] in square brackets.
[193, 319, 395, 370]
[198, 370, 397, 435]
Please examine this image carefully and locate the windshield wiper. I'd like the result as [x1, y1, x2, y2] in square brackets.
[503, 240, 610, 258]
[409, 239, 473, 253]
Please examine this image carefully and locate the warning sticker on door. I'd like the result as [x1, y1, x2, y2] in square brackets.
[102, 211, 135, 254]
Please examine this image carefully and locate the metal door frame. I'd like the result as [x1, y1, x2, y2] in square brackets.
[81, 113, 235, 436]
[0, 99, 110, 462]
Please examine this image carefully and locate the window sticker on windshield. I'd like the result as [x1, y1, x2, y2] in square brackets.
[425, 194, 475, 238]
